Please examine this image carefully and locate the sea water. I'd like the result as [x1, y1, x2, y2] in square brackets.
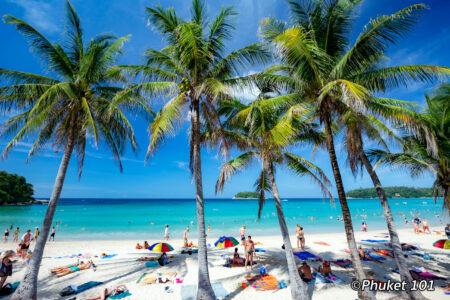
[0, 198, 447, 240]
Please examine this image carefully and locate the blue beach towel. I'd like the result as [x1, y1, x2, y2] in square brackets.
[108, 291, 131, 299]
[77, 281, 103, 293]
[255, 248, 266, 252]
[293, 251, 321, 261]
[0, 282, 19, 298]
[362, 239, 389, 243]
[367, 252, 385, 260]
[101, 254, 117, 259]
[181, 282, 229, 300]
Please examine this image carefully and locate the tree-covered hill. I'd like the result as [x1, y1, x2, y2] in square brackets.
[0, 171, 34, 204]
[347, 186, 438, 198]
[233, 192, 259, 199]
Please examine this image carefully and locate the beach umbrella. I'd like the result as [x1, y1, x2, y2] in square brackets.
[432, 239, 450, 249]
[148, 242, 174, 253]
[214, 236, 239, 248]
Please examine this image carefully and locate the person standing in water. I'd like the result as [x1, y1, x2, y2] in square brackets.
[49, 227, 56, 241]
[164, 225, 170, 241]
[244, 235, 255, 271]
[13, 228, 19, 243]
[240, 225, 246, 245]
[183, 226, 189, 247]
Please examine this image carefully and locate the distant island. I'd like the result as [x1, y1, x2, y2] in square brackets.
[347, 186, 439, 198]
[0, 171, 36, 205]
[233, 191, 259, 199]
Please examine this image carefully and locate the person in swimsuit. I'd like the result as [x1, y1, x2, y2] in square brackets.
[19, 230, 34, 259]
[183, 227, 189, 247]
[164, 225, 170, 241]
[207, 224, 211, 235]
[244, 235, 255, 271]
[49, 227, 56, 241]
[143, 241, 150, 249]
[295, 225, 301, 248]
[84, 284, 128, 300]
[422, 218, 431, 234]
[298, 261, 312, 282]
[50, 260, 81, 274]
[240, 225, 246, 245]
[298, 227, 305, 250]
[136, 243, 143, 249]
[33, 227, 39, 242]
[0, 250, 17, 289]
[55, 260, 93, 277]
[13, 228, 19, 243]
[317, 260, 333, 277]
[232, 247, 244, 265]
[3, 229, 9, 243]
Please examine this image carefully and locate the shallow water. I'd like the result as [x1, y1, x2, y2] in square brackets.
[0, 198, 447, 240]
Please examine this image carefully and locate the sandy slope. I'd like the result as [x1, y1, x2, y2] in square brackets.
[0, 227, 448, 300]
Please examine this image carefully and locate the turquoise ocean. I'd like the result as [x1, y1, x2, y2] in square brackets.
[0, 198, 447, 240]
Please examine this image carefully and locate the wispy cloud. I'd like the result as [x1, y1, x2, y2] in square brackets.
[173, 160, 189, 171]
[7, 0, 60, 33]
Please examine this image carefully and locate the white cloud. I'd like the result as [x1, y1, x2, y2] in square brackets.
[7, 0, 60, 33]
[173, 160, 189, 171]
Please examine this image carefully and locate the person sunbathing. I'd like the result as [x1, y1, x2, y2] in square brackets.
[50, 260, 80, 273]
[143, 241, 150, 249]
[136, 256, 155, 261]
[84, 284, 128, 300]
[55, 260, 94, 277]
[358, 247, 382, 263]
[298, 261, 312, 282]
[136, 243, 143, 249]
[317, 261, 333, 277]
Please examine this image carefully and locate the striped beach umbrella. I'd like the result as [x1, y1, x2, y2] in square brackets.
[433, 239, 450, 249]
[148, 242, 174, 253]
[214, 236, 239, 248]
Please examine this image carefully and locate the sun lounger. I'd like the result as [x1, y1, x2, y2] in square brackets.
[293, 251, 321, 261]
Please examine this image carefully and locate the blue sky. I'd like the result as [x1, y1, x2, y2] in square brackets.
[1, 0, 449, 199]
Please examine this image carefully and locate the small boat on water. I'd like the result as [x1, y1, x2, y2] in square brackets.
[282, 199, 288, 202]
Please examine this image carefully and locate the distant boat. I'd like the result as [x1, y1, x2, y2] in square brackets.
[282, 199, 288, 202]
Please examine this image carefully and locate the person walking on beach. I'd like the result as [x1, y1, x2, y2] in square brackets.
[298, 227, 305, 250]
[240, 225, 246, 245]
[422, 218, 431, 234]
[0, 250, 18, 289]
[295, 224, 301, 248]
[3, 228, 9, 243]
[183, 227, 189, 247]
[19, 229, 34, 259]
[49, 226, 56, 241]
[12, 228, 19, 243]
[244, 235, 255, 271]
[164, 225, 170, 241]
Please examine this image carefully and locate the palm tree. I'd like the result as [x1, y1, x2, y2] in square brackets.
[253, 1, 449, 299]
[370, 84, 450, 212]
[208, 96, 333, 299]
[0, 2, 151, 299]
[337, 99, 427, 299]
[113, 0, 270, 298]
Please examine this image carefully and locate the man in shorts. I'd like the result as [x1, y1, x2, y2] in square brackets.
[244, 235, 255, 271]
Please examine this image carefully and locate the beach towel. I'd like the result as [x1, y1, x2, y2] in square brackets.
[308, 273, 327, 284]
[331, 259, 353, 268]
[108, 291, 131, 299]
[367, 252, 385, 260]
[411, 252, 440, 261]
[101, 254, 117, 259]
[180, 283, 229, 300]
[293, 251, 321, 261]
[0, 282, 19, 298]
[313, 242, 330, 246]
[372, 249, 394, 258]
[75, 281, 103, 294]
[255, 248, 266, 252]
[136, 273, 158, 284]
[252, 274, 279, 291]
[362, 239, 389, 243]
[409, 270, 446, 280]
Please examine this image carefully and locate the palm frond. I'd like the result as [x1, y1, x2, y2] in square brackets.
[215, 151, 257, 193]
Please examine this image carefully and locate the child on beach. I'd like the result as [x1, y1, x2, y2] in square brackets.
[0, 250, 17, 289]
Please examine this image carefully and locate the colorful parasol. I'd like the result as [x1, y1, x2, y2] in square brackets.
[214, 236, 239, 248]
[148, 242, 174, 252]
[433, 239, 450, 249]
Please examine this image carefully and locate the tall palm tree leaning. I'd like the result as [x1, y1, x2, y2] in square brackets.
[206, 96, 333, 299]
[252, 1, 450, 298]
[0, 2, 151, 299]
[113, 0, 270, 298]
[370, 84, 450, 212]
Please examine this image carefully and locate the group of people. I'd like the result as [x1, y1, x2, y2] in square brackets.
[239, 226, 256, 271]
[412, 217, 431, 234]
[4, 226, 56, 244]
[297, 260, 333, 282]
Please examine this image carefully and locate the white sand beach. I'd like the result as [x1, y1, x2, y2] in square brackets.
[0, 227, 448, 300]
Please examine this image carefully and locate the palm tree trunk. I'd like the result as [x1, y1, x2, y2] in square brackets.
[191, 99, 215, 300]
[323, 116, 375, 300]
[359, 151, 426, 300]
[266, 161, 308, 300]
[12, 131, 76, 300]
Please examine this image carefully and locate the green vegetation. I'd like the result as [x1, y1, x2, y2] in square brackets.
[233, 192, 260, 199]
[347, 186, 437, 198]
[0, 171, 34, 204]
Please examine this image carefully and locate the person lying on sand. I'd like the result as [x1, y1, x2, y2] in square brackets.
[317, 261, 333, 277]
[136, 243, 143, 249]
[55, 260, 94, 277]
[50, 260, 80, 273]
[298, 261, 312, 282]
[84, 284, 128, 300]
[358, 246, 381, 263]
[440, 283, 450, 292]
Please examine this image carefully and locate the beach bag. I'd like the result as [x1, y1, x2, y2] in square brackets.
[59, 285, 77, 296]
[0, 283, 12, 295]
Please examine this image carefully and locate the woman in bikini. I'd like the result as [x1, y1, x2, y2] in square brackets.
[84, 284, 128, 300]
[55, 260, 94, 277]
